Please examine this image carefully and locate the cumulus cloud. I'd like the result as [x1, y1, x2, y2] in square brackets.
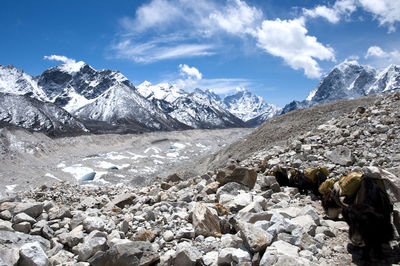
[365, 45, 400, 66]
[254, 18, 335, 78]
[358, 0, 400, 32]
[179, 64, 202, 80]
[43, 55, 76, 64]
[114, 0, 336, 78]
[303, 0, 400, 33]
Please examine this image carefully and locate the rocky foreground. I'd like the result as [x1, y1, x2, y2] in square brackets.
[1, 92, 400, 265]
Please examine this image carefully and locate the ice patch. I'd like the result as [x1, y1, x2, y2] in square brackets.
[45, 173, 61, 181]
[151, 154, 165, 159]
[6, 184, 17, 191]
[97, 161, 118, 169]
[166, 152, 180, 158]
[195, 143, 206, 148]
[153, 159, 164, 165]
[57, 162, 66, 168]
[171, 143, 186, 150]
[62, 164, 94, 180]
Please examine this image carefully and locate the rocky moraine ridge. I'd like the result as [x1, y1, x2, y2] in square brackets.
[1, 92, 400, 265]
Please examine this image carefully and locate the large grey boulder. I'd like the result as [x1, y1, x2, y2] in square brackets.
[19, 242, 49, 266]
[13, 202, 43, 218]
[239, 222, 273, 253]
[216, 165, 257, 189]
[326, 147, 354, 166]
[218, 248, 251, 265]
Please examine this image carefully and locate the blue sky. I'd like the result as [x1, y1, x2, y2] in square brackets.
[1, 0, 399, 106]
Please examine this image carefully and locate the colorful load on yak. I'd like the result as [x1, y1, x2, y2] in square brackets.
[339, 171, 363, 196]
[304, 166, 330, 183]
[319, 179, 335, 195]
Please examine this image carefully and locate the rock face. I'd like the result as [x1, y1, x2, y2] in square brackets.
[281, 61, 400, 114]
[0, 92, 88, 136]
[0, 91, 400, 265]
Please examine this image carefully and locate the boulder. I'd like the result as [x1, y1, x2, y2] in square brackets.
[192, 203, 221, 237]
[239, 222, 273, 253]
[88, 241, 159, 266]
[260, 240, 304, 265]
[218, 248, 251, 265]
[106, 193, 136, 209]
[13, 202, 43, 218]
[171, 245, 202, 266]
[75, 237, 107, 261]
[12, 213, 36, 224]
[0, 220, 14, 232]
[216, 165, 257, 189]
[83, 217, 105, 233]
[326, 147, 354, 166]
[19, 241, 49, 266]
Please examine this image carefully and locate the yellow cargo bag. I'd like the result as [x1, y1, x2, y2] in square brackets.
[339, 172, 363, 196]
[319, 179, 335, 195]
[305, 166, 330, 183]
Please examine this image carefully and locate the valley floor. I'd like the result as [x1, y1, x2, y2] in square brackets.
[0, 127, 253, 197]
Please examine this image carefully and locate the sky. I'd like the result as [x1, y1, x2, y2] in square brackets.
[1, 0, 400, 107]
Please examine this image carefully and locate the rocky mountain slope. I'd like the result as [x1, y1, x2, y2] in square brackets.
[1, 91, 399, 265]
[0, 92, 88, 136]
[282, 61, 400, 114]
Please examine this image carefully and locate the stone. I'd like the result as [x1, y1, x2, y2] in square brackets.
[236, 211, 273, 224]
[13, 222, 31, 233]
[260, 240, 300, 265]
[132, 228, 155, 242]
[171, 245, 202, 266]
[165, 173, 183, 183]
[163, 230, 174, 242]
[216, 182, 249, 200]
[19, 241, 50, 266]
[291, 215, 317, 236]
[0, 210, 12, 220]
[192, 203, 221, 237]
[83, 217, 105, 233]
[176, 225, 195, 239]
[75, 237, 107, 261]
[48, 207, 72, 220]
[49, 250, 75, 265]
[298, 205, 320, 225]
[239, 222, 273, 253]
[218, 248, 251, 265]
[320, 220, 349, 231]
[0, 246, 19, 265]
[0, 220, 14, 232]
[202, 251, 218, 266]
[88, 241, 159, 266]
[12, 212, 36, 224]
[59, 225, 84, 248]
[106, 193, 136, 209]
[220, 233, 243, 249]
[13, 202, 44, 218]
[223, 191, 253, 212]
[326, 147, 354, 166]
[216, 165, 257, 189]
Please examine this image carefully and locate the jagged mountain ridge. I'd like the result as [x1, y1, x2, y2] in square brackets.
[137, 81, 279, 127]
[0, 92, 88, 136]
[282, 61, 400, 114]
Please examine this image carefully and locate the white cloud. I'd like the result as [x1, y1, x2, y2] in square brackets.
[209, 0, 263, 36]
[365, 46, 388, 58]
[43, 55, 76, 64]
[365, 45, 400, 66]
[254, 18, 335, 78]
[113, 39, 214, 63]
[179, 64, 202, 80]
[303, 6, 341, 23]
[358, 0, 400, 33]
[114, 0, 336, 78]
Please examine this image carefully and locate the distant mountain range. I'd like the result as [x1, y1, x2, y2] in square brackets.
[0, 60, 399, 136]
[281, 61, 400, 114]
[0, 62, 279, 135]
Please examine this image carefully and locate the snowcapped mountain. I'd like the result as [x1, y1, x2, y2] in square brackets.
[0, 92, 88, 136]
[223, 89, 281, 124]
[37, 61, 136, 112]
[0, 65, 47, 100]
[73, 83, 188, 132]
[281, 61, 400, 114]
[137, 82, 247, 128]
[168, 89, 247, 129]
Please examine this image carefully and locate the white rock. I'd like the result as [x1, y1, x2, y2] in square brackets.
[218, 248, 251, 265]
[239, 222, 273, 253]
[83, 216, 105, 232]
[19, 242, 49, 266]
[202, 251, 218, 266]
